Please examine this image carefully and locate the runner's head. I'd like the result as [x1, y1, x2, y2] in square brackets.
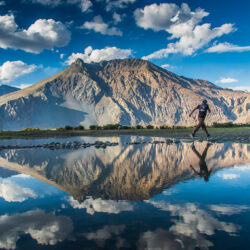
[202, 99, 207, 104]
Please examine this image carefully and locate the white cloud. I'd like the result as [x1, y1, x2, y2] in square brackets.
[0, 179, 37, 202]
[113, 12, 122, 24]
[67, 196, 133, 215]
[231, 86, 250, 92]
[105, 0, 136, 12]
[66, 46, 132, 64]
[13, 83, 32, 89]
[0, 14, 71, 53]
[84, 225, 125, 247]
[161, 64, 171, 69]
[162, 188, 178, 195]
[0, 210, 73, 249]
[81, 15, 122, 36]
[206, 42, 250, 53]
[218, 173, 240, 180]
[77, 0, 92, 12]
[0, 60, 37, 83]
[146, 201, 240, 249]
[134, 3, 208, 32]
[209, 204, 250, 216]
[216, 77, 238, 84]
[0, 1, 5, 6]
[134, 3, 235, 59]
[25, 0, 93, 12]
[60, 53, 65, 59]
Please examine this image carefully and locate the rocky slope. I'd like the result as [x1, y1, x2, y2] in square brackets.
[0, 141, 249, 201]
[0, 59, 249, 130]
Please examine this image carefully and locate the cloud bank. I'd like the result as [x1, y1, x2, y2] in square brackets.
[134, 3, 235, 59]
[66, 46, 132, 64]
[0, 14, 71, 53]
[0, 60, 37, 83]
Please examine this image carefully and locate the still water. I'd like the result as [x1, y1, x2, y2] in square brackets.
[0, 136, 249, 250]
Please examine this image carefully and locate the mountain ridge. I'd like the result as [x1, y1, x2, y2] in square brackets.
[0, 58, 249, 130]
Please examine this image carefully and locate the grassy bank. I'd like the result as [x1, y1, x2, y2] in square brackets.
[0, 127, 249, 140]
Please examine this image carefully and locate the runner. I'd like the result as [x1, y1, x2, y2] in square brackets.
[189, 99, 211, 139]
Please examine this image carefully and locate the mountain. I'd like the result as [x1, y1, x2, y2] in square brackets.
[0, 59, 249, 130]
[0, 84, 19, 96]
[0, 141, 249, 201]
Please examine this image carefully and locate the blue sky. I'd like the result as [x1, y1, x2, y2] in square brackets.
[0, 0, 250, 91]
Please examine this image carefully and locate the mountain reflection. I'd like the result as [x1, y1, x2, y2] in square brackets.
[0, 140, 249, 201]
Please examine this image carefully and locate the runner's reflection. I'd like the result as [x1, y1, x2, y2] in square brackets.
[190, 142, 212, 182]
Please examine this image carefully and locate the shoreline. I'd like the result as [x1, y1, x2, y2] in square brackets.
[0, 127, 249, 140]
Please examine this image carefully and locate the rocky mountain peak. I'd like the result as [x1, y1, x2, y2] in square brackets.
[0, 58, 249, 130]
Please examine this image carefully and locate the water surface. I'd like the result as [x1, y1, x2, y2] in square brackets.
[0, 136, 249, 249]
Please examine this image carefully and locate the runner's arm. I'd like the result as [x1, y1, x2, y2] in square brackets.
[189, 105, 199, 117]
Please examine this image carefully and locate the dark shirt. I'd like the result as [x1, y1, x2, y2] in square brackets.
[198, 104, 209, 118]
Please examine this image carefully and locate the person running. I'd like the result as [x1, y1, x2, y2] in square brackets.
[189, 99, 211, 139]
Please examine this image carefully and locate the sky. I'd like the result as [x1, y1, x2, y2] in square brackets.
[0, 0, 250, 91]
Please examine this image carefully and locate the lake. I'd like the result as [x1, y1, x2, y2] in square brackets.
[0, 136, 249, 250]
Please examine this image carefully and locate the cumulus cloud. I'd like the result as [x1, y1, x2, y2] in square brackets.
[216, 77, 238, 84]
[81, 15, 122, 36]
[0, 209, 73, 249]
[0, 179, 37, 202]
[0, 60, 37, 83]
[105, 0, 136, 12]
[24, 0, 93, 12]
[67, 196, 133, 215]
[66, 46, 132, 64]
[113, 12, 124, 24]
[206, 42, 250, 53]
[84, 225, 126, 247]
[0, 14, 71, 53]
[134, 3, 235, 59]
[146, 201, 240, 249]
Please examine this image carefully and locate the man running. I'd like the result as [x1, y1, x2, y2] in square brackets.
[189, 99, 211, 138]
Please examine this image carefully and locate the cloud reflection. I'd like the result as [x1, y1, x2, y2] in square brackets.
[84, 225, 127, 248]
[144, 201, 242, 249]
[0, 179, 37, 202]
[67, 196, 133, 215]
[0, 210, 73, 249]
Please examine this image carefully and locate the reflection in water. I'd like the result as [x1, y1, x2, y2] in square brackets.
[144, 201, 241, 250]
[0, 140, 249, 201]
[0, 210, 73, 249]
[190, 142, 212, 182]
[0, 138, 250, 249]
[67, 196, 134, 215]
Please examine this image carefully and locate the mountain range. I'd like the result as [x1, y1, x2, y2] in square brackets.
[0, 85, 19, 96]
[0, 59, 249, 130]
